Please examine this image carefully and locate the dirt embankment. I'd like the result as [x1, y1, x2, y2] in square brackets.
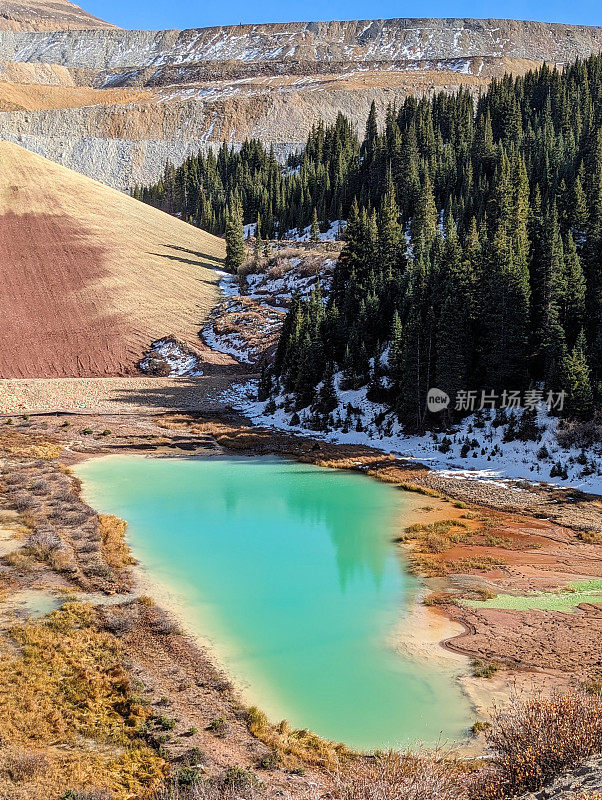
[0, 141, 227, 379]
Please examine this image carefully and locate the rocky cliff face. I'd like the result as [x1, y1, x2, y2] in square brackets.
[2, 17, 602, 189]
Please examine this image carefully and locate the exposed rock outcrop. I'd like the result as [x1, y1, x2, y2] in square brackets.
[2, 17, 602, 189]
[521, 756, 602, 799]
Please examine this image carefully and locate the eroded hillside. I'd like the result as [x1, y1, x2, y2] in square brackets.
[0, 140, 226, 378]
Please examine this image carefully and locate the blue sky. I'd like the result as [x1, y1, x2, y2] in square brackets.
[83, 0, 601, 30]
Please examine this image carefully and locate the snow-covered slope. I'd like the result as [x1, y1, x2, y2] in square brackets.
[226, 376, 602, 495]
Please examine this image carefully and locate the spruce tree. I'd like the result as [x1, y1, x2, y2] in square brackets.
[564, 330, 593, 418]
[225, 198, 245, 272]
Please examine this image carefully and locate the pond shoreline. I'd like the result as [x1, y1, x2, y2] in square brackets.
[0, 407, 601, 795]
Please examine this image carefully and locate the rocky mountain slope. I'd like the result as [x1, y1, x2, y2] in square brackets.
[0, 140, 225, 378]
[2, 10, 602, 189]
[0, 0, 115, 31]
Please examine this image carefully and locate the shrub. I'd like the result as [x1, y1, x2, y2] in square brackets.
[472, 659, 500, 679]
[98, 514, 134, 570]
[472, 720, 491, 735]
[577, 531, 602, 544]
[221, 766, 259, 791]
[207, 717, 227, 736]
[26, 525, 61, 552]
[156, 715, 177, 731]
[473, 690, 602, 799]
[12, 493, 41, 512]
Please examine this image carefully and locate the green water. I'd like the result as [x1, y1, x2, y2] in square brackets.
[76, 455, 472, 749]
[463, 580, 602, 612]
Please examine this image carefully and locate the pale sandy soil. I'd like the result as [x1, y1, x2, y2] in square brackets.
[0, 376, 241, 414]
[0, 141, 227, 378]
[0, 81, 154, 111]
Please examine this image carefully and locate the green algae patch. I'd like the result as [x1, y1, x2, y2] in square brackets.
[462, 580, 602, 612]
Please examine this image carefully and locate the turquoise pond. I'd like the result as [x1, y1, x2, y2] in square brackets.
[76, 455, 472, 749]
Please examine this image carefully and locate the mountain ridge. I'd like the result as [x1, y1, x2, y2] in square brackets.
[2, 12, 602, 190]
[0, 0, 115, 31]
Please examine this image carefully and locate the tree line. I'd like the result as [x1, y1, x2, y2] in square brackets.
[137, 54, 602, 426]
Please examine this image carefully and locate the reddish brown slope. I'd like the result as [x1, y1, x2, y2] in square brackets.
[0, 141, 225, 378]
[0, 0, 115, 31]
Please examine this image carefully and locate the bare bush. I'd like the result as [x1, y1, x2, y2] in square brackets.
[152, 771, 262, 800]
[473, 690, 602, 799]
[29, 479, 50, 496]
[557, 412, 602, 451]
[11, 493, 40, 512]
[3, 473, 27, 487]
[330, 752, 466, 800]
[151, 610, 181, 636]
[100, 608, 137, 637]
[26, 525, 61, 552]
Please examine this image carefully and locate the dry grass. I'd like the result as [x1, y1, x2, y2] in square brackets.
[245, 706, 352, 770]
[329, 751, 467, 800]
[0, 428, 62, 460]
[98, 513, 135, 570]
[473, 690, 602, 799]
[411, 555, 505, 577]
[0, 602, 166, 798]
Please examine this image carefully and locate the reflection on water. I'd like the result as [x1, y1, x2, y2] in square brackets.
[76, 455, 471, 749]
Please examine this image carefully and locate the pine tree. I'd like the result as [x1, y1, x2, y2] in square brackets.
[564, 330, 593, 418]
[310, 207, 320, 242]
[225, 198, 245, 272]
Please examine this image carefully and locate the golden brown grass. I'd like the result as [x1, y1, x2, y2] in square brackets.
[99, 513, 135, 570]
[411, 555, 505, 577]
[0, 602, 166, 798]
[0, 428, 62, 460]
[245, 706, 353, 770]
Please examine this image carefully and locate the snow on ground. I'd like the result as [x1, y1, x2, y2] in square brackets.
[203, 259, 335, 363]
[283, 220, 345, 242]
[222, 374, 602, 495]
[201, 296, 284, 364]
[244, 260, 335, 303]
[202, 316, 255, 364]
[139, 338, 204, 376]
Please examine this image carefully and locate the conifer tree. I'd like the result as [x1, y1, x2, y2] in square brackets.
[225, 198, 245, 272]
[564, 330, 593, 418]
